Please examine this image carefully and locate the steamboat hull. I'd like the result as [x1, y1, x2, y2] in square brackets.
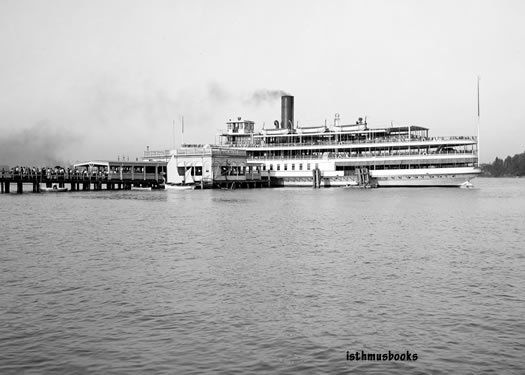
[262, 167, 480, 188]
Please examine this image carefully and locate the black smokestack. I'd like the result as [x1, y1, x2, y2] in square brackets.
[281, 95, 294, 130]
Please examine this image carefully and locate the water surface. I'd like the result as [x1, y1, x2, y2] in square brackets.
[1, 178, 524, 374]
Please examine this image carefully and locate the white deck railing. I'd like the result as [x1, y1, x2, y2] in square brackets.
[224, 136, 477, 149]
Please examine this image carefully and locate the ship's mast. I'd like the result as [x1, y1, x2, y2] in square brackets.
[172, 119, 176, 149]
[477, 75, 480, 166]
[181, 115, 185, 146]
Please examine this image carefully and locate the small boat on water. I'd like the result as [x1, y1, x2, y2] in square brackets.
[41, 185, 68, 192]
[131, 186, 152, 191]
[165, 183, 195, 190]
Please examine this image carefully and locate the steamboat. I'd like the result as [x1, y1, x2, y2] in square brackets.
[219, 95, 480, 187]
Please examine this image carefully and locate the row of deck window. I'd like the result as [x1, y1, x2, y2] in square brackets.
[385, 175, 457, 179]
[262, 163, 319, 171]
[179, 162, 475, 176]
[336, 163, 475, 171]
[250, 147, 476, 159]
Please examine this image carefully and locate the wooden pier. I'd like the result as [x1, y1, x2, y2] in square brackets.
[1, 161, 166, 194]
[212, 176, 272, 190]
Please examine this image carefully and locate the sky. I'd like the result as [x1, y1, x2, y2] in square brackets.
[0, 0, 524, 166]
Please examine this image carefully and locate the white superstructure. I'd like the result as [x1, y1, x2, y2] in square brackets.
[219, 95, 480, 187]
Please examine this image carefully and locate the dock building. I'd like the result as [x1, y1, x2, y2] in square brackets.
[166, 145, 269, 189]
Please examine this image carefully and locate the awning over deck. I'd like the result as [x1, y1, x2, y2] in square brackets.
[74, 160, 167, 169]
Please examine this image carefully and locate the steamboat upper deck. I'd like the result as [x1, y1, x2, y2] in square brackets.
[217, 94, 479, 188]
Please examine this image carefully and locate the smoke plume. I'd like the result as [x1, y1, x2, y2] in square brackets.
[207, 82, 233, 103]
[246, 89, 290, 105]
[0, 122, 80, 167]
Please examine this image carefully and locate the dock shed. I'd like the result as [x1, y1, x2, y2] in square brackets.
[167, 145, 268, 188]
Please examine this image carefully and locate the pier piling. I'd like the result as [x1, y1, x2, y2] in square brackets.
[0, 164, 166, 194]
[312, 168, 321, 188]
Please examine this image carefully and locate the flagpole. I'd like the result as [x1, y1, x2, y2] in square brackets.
[477, 75, 480, 167]
[181, 115, 185, 147]
[172, 120, 176, 149]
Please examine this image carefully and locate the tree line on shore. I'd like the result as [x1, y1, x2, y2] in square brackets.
[482, 150, 525, 177]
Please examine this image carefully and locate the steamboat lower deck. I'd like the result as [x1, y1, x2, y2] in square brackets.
[218, 95, 480, 188]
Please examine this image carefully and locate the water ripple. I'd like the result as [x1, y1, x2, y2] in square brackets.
[0, 178, 524, 373]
